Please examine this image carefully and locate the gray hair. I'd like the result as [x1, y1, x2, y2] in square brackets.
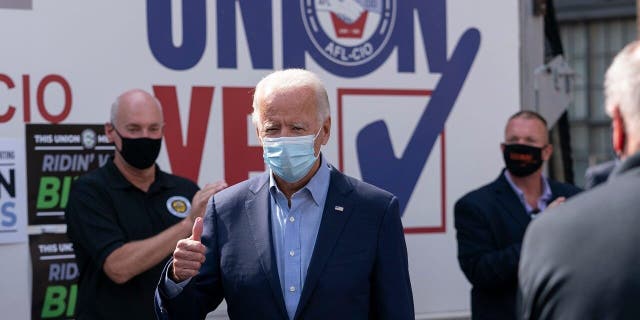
[110, 98, 121, 126]
[605, 41, 640, 137]
[251, 69, 330, 128]
[110, 89, 162, 127]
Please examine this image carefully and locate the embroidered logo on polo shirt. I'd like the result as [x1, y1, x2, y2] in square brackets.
[166, 196, 191, 218]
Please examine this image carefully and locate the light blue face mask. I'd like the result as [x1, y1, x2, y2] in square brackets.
[262, 128, 322, 183]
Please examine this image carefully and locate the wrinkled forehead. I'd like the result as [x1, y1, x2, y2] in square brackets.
[116, 97, 163, 126]
[258, 86, 318, 117]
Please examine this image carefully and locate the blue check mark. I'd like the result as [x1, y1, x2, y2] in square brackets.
[357, 29, 481, 215]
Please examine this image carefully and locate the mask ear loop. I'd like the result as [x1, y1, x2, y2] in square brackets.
[313, 127, 323, 140]
[311, 127, 324, 158]
[110, 125, 125, 153]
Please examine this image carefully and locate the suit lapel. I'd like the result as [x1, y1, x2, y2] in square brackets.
[244, 173, 288, 319]
[295, 168, 354, 319]
[493, 173, 531, 228]
[548, 179, 576, 199]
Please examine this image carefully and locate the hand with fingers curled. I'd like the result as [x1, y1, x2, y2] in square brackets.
[547, 196, 566, 210]
[188, 181, 228, 223]
[171, 217, 207, 282]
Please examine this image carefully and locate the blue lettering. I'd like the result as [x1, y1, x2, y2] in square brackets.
[1, 202, 16, 227]
[217, 0, 273, 69]
[396, 0, 447, 73]
[147, 0, 206, 70]
[147, 0, 273, 70]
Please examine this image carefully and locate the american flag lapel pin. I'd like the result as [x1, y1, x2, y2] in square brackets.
[334, 205, 344, 212]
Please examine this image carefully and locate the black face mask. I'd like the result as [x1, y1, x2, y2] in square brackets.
[502, 143, 544, 177]
[115, 130, 162, 169]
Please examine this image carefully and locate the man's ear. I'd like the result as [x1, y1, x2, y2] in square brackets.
[104, 122, 115, 143]
[255, 127, 262, 146]
[542, 144, 553, 161]
[321, 116, 331, 145]
[612, 108, 626, 157]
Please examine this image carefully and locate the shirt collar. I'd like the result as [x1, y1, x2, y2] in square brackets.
[268, 154, 330, 206]
[611, 151, 640, 179]
[503, 170, 553, 204]
[105, 156, 173, 191]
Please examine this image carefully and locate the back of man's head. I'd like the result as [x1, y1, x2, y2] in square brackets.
[605, 41, 640, 139]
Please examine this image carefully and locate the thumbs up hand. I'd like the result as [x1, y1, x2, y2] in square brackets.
[190, 216, 203, 242]
[171, 217, 207, 282]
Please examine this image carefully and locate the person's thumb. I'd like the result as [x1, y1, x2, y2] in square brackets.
[191, 217, 203, 242]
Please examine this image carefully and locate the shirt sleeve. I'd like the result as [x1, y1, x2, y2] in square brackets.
[65, 177, 126, 270]
[162, 270, 192, 298]
[454, 197, 521, 290]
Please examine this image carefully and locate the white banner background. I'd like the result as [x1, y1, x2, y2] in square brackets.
[0, 1, 520, 318]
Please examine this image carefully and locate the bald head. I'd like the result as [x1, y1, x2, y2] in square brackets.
[105, 89, 165, 170]
[111, 89, 163, 128]
[107, 89, 164, 142]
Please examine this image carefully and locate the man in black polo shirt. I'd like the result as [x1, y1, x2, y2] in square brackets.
[65, 89, 226, 320]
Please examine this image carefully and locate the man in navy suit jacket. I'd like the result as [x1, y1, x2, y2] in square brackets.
[155, 69, 414, 319]
[454, 111, 581, 320]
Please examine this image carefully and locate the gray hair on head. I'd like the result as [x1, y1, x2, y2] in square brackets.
[110, 98, 121, 126]
[605, 41, 640, 137]
[251, 69, 330, 128]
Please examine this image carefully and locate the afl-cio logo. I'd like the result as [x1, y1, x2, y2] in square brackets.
[302, 0, 395, 66]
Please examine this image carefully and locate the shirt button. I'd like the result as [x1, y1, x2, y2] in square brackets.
[289, 250, 295, 256]
[289, 286, 296, 292]
[289, 216, 295, 222]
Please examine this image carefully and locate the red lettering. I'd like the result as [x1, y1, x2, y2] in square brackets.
[37, 74, 72, 124]
[154, 86, 214, 182]
[0, 74, 72, 124]
[0, 74, 16, 123]
[510, 153, 532, 161]
[222, 87, 264, 185]
[22, 75, 31, 122]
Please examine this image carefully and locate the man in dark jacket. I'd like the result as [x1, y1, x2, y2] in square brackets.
[455, 110, 581, 319]
[519, 40, 640, 320]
